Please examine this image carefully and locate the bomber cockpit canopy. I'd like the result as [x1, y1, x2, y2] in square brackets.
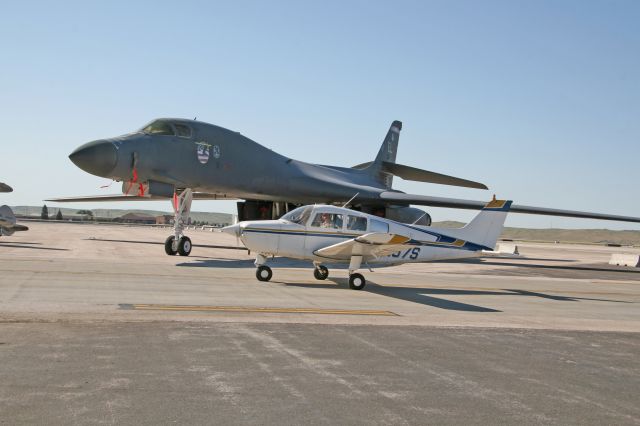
[140, 120, 193, 139]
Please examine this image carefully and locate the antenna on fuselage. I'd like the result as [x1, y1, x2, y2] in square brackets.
[341, 192, 360, 208]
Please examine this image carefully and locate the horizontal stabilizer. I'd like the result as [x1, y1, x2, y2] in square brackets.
[380, 192, 640, 223]
[381, 161, 487, 189]
[46, 193, 238, 203]
[353, 161, 487, 190]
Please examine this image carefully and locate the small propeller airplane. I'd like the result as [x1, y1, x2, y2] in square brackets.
[0, 183, 28, 237]
[222, 198, 512, 289]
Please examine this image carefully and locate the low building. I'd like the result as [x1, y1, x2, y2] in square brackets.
[115, 213, 156, 224]
[155, 215, 174, 225]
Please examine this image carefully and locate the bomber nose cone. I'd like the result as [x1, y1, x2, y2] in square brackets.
[69, 140, 118, 177]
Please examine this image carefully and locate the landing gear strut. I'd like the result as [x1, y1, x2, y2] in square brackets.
[165, 189, 193, 256]
[348, 255, 366, 290]
[254, 254, 272, 282]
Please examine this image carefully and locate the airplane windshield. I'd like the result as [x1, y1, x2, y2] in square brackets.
[141, 120, 175, 136]
[281, 206, 313, 225]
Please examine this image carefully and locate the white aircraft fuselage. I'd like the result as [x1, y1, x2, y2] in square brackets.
[223, 200, 511, 289]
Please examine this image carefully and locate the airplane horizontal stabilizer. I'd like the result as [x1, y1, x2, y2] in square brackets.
[380, 192, 640, 223]
[353, 161, 487, 190]
[46, 193, 238, 203]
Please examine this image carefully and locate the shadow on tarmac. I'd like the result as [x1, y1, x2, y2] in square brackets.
[283, 280, 632, 312]
[86, 238, 247, 251]
[0, 242, 68, 251]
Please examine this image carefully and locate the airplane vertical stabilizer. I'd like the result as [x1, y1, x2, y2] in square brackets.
[434, 199, 512, 250]
[366, 120, 402, 188]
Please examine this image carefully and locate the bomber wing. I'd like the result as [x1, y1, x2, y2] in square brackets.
[46, 193, 239, 202]
[379, 192, 640, 223]
[0, 183, 13, 193]
[314, 233, 411, 261]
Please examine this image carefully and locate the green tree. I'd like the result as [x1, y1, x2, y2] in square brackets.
[41, 204, 49, 220]
[55, 209, 63, 220]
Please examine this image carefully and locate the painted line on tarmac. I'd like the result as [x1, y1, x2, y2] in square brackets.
[119, 304, 398, 316]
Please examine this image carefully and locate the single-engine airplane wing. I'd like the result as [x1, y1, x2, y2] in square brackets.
[314, 233, 411, 261]
[379, 192, 640, 223]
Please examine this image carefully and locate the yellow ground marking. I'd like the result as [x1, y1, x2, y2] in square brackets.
[128, 304, 398, 316]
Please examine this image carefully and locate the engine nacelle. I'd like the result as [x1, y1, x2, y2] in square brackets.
[385, 206, 431, 226]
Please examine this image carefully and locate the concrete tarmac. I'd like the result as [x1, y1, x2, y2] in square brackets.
[1, 222, 639, 425]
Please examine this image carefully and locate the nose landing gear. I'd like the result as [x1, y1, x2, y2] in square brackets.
[165, 189, 193, 256]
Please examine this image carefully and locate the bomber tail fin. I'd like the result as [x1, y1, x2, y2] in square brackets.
[355, 121, 401, 189]
[353, 121, 487, 190]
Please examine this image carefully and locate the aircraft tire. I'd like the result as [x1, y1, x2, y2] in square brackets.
[256, 265, 272, 282]
[178, 236, 192, 256]
[348, 273, 366, 290]
[313, 265, 329, 280]
[164, 236, 178, 255]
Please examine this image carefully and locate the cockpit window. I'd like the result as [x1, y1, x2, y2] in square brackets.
[174, 124, 192, 138]
[141, 120, 175, 136]
[281, 206, 313, 225]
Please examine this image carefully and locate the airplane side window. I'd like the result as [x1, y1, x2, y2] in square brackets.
[174, 124, 192, 139]
[347, 215, 367, 232]
[370, 219, 389, 233]
[310, 213, 344, 230]
[142, 120, 175, 136]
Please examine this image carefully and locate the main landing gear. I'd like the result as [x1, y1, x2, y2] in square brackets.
[165, 189, 193, 256]
[253, 256, 367, 290]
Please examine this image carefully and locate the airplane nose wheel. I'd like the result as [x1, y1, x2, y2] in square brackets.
[348, 273, 366, 290]
[313, 265, 329, 280]
[256, 265, 273, 282]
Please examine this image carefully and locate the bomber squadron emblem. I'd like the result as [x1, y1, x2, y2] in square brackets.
[196, 142, 211, 164]
[212, 145, 221, 159]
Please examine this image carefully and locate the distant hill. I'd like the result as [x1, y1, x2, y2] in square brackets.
[11, 206, 232, 225]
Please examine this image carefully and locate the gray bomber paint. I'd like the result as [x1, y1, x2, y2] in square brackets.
[52, 118, 640, 224]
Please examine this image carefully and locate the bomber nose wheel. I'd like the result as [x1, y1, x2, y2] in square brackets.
[348, 273, 366, 290]
[164, 236, 178, 255]
[178, 236, 192, 256]
[256, 265, 273, 282]
[313, 265, 329, 280]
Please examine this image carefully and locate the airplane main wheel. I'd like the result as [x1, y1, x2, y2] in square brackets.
[164, 236, 178, 255]
[313, 265, 329, 280]
[349, 273, 366, 290]
[256, 265, 272, 282]
[178, 236, 192, 256]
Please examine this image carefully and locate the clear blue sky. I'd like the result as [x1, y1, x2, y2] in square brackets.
[1, 0, 638, 229]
